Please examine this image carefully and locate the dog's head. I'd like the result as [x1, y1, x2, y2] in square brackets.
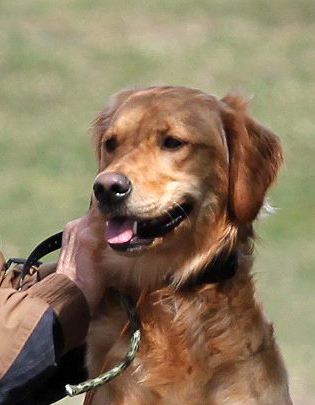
[92, 86, 283, 286]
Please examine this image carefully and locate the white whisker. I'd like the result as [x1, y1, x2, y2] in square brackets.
[172, 200, 193, 229]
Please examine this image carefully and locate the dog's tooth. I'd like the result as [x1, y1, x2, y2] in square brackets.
[133, 221, 138, 234]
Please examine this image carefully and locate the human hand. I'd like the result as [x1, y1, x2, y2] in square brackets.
[56, 208, 106, 315]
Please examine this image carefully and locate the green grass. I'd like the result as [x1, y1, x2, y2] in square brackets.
[0, 1, 314, 404]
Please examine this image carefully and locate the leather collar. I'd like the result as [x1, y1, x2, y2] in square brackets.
[180, 250, 238, 290]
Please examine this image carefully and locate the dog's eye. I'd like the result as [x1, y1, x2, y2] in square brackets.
[104, 137, 117, 153]
[162, 136, 186, 150]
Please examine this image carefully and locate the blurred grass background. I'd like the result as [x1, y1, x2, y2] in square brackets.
[0, 0, 314, 404]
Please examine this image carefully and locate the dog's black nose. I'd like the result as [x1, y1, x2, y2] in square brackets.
[93, 172, 132, 206]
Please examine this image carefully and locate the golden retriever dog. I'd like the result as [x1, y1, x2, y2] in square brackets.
[85, 86, 293, 405]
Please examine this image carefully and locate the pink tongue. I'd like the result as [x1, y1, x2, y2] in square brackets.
[105, 218, 134, 244]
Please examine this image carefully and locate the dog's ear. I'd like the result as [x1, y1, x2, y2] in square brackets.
[220, 94, 283, 223]
[93, 89, 137, 167]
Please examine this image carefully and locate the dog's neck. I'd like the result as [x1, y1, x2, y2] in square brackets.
[105, 248, 240, 303]
[104, 221, 252, 299]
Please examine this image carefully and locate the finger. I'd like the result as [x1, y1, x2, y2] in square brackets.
[84, 208, 106, 238]
[62, 219, 81, 247]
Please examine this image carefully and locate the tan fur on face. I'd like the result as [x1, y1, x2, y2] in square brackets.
[86, 86, 293, 405]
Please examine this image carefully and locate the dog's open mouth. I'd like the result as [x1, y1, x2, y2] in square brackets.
[105, 202, 193, 251]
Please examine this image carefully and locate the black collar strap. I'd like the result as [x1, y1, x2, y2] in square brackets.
[180, 251, 238, 290]
[18, 231, 63, 290]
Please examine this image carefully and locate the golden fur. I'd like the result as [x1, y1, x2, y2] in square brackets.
[86, 86, 293, 404]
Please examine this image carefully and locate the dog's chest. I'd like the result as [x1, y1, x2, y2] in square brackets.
[85, 285, 290, 405]
[86, 299, 211, 405]
[85, 288, 242, 405]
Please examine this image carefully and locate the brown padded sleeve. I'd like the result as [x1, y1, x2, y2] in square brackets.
[0, 286, 49, 379]
[0, 253, 49, 379]
[28, 273, 90, 353]
[0, 251, 90, 378]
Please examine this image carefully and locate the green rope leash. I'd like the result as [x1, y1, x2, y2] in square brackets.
[65, 293, 141, 397]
